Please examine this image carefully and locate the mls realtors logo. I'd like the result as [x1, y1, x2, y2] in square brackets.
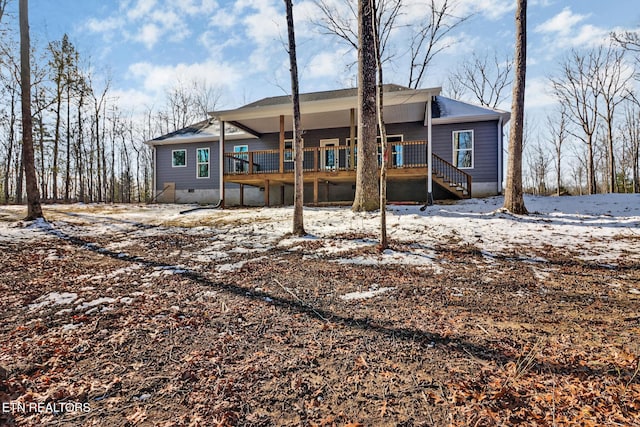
[2, 401, 91, 414]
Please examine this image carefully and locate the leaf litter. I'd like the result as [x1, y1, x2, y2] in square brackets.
[0, 194, 639, 426]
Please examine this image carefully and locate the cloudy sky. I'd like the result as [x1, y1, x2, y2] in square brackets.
[12, 0, 640, 115]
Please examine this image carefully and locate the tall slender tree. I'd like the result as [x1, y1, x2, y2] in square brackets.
[19, 0, 43, 219]
[547, 105, 568, 196]
[503, 0, 528, 214]
[352, 0, 379, 212]
[596, 46, 631, 193]
[284, 0, 305, 235]
[371, 0, 388, 249]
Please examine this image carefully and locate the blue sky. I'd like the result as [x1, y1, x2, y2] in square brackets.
[13, 0, 640, 115]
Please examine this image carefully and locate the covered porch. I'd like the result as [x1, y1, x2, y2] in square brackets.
[212, 85, 468, 206]
[223, 140, 471, 205]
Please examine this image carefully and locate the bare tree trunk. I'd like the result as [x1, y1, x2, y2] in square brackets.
[19, 0, 43, 219]
[52, 84, 62, 201]
[102, 108, 108, 202]
[371, 0, 388, 250]
[64, 82, 71, 201]
[4, 87, 16, 203]
[352, 0, 379, 212]
[587, 134, 596, 194]
[77, 91, 85, 201]
[35, 97, 47, 200]
[15, 144, 23, 204]
[503, 0, 528, 215]
[285, 0, 305, 236]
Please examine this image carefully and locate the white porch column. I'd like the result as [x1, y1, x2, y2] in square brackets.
[498, 117, 504, 195]
[219, 120, 225, 207]
[152, 146, 157, 202]
[427, 96, 433, 205]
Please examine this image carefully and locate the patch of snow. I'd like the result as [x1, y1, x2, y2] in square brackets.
[75, 297, 117, 311]
[61, 323, 81, 332]
[340, 285, 396, 301]
[29, 292, 78, 310]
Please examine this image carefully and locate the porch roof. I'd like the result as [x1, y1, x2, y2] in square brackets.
[144, 119, 257, 146]
[210, 85, 442, 136]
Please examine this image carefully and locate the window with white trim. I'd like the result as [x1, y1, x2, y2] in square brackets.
[347, 134, 403, 166]
[452, 130, 474, 169]
[172, 149, 186, 167]
[196, 148, 210, 178]
[284, 139, 294, 162]
[233, 145, 248, 172]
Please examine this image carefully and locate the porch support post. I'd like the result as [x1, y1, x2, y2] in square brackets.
[219, 120, 225, 207]
[240, 184, 244, 207]
[264, 179, 270, 206]
[152, 146, 157, 202]
[427, 97, 433, 206]
[349, 108, 356, 169]
[280, 184, 285, 205]
[313, 177, 319, 204]
[498, 116, 504, 195]
[279, 115, 285, 173]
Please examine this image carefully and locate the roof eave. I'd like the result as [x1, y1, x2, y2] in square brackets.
[433, 111, 511, 125]
[144, 132, 256, 147]
[212, 87, 442, 122]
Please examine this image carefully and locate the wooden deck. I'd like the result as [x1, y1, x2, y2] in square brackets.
[223, 140, 471, 204]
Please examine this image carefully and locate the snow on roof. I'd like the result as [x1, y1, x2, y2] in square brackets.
[434, 96, 510, 123]
[145, 119, 252, 146]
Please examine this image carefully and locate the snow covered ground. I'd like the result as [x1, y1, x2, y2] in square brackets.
[1, 194, 639, 272]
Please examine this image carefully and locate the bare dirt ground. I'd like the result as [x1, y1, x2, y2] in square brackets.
[1, 213, 639, 426]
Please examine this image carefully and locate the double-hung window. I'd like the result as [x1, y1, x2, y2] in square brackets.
[452, 130, 474, 169]
[284, 139, 294, 162]
[196, 148, 210, 178]
[172, 149, 186, 168]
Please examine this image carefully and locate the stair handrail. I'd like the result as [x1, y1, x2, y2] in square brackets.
[432, 153, 472, 196]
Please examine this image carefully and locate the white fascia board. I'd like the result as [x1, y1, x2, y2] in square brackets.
[432, 112, 510, 125]
[144, 132, 256, 147]
[213, 87, 442, 122]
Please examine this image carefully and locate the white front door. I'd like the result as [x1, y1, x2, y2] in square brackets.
[320, 139, 339, 170]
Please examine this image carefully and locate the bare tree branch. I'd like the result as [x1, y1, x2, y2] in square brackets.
[408, 0, 470, 89]
[447, 50, 512, 108]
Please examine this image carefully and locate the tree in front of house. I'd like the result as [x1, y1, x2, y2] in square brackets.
[352, 0, 379, 212]
[19, 0, 43, 219]
[284, 0, 305, 236]
[503, 0, 527, 215]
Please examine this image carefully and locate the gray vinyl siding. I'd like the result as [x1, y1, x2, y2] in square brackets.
[155, 119, 500, 192]
[155, 142, 220, 191]
[432, 120, 499, 183]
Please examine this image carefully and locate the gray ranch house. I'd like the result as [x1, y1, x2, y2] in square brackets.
[145, 85, 510, 206]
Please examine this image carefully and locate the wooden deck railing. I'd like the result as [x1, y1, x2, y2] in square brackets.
[224, 140, 431, 175]
[224, 140, 471, 196]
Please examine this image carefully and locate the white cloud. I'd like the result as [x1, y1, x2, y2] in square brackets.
[570, 24, 610, 48]
[110, 88, 156, 112]
[535, 7, 589, 36]
[457, 0, 516, 21]
[127, 0, 158, 21]
[525, 77, 556, 110]
[306, 48, 350, 79]
[135, 24, 161, 49]
[242, 2, 284, 46]
[85, 16, 124, 34]
[210, 8, 239, 29]
[128, 60, 242, 95]
[176, 0, 218, 15]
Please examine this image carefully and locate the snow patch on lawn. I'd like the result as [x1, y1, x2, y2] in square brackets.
[29, 292, 78, 310]
[340, 285, 396, 301]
